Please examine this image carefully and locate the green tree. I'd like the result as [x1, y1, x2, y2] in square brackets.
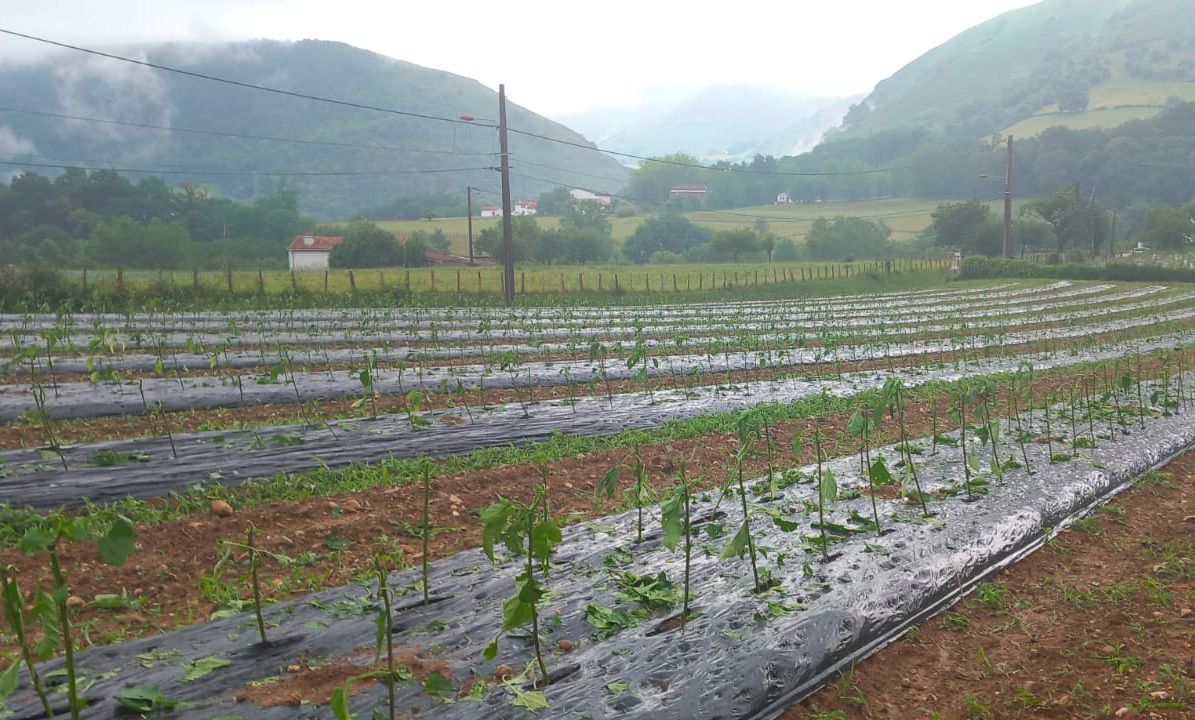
[804, 217, 894, 260]
[429, 228, 451, 252]
[930, 200, 994, 254]
[623, 214, 711, 264]
[1140, 205, 1195, 250]
[535, 187, 574, 216]
[711, 228, 761, 263]
[403, 234, 430, 267]
[329, 221, 402, 268]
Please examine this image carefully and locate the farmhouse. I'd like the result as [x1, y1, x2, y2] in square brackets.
[480, 205, 501, 218]
[569, 187, 612, 208]
[776, 191, 792, 204]
[669, 184, 708, 203]
[513, 199, 538, 216]
[287, 233, 343, 271]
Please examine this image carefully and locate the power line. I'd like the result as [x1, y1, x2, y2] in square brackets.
[0, 157, 495, 178]
[0, 28, 917, 182]
[0, 106, 498, 157]
[0, 28, 496, 129]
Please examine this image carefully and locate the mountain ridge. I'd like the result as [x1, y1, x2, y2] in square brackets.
[0, 38, 630, 218]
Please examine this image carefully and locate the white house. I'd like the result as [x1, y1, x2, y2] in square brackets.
[512, 199, 538, 216]
[776, 191, 791, 205]
[480, 205, 502, 218]
[287, 233, 344, 271]
[569, 188, 612, 208]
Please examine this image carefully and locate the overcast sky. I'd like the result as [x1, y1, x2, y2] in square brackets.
[0, 0, 1039, 115]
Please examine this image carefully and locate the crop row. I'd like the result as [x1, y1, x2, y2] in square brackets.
[2, 368, 1189, 719]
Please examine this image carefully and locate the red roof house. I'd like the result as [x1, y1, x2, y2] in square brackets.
[287, 234, 344, 271]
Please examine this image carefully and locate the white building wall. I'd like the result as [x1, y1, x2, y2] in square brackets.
[289, 250, 330, 271]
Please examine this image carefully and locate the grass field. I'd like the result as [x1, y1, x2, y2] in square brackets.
[1002, 75, 1195, 138]
[80, 257, 951, 299]
[373, 198, 1023, 257]
[1004, 106, 1164, 138]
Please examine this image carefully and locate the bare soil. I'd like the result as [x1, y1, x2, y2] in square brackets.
[784, 454, 1195, 720]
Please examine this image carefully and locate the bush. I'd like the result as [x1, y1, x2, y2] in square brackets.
[958, 256, 1195, 283]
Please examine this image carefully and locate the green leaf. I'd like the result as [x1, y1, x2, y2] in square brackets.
[818, 468, 838, 506]
[531, 521, 562, 565]
[423, 672, 455, 702]
[720, 522, 751, 560]
[606, 682, 629, 695]
[330, 684, 355, 720]
[480, 500, 515, 562]
[597, 465, 621, 500]
[182, 656, 231, 681]
[868, 458, 893, 486]
[483, 638, 499, 661]
[98, 516, 137, 566]
[509, 688, 549, 711]
[0, 657, 19, 702]
[659, 487, 686, 551]
[19, 526, 55, 556]
[846, 411, 866, 437]
[863, 543, 890, 555]
[115, 684, 179, 714]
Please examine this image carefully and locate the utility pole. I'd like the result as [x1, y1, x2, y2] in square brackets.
[1003, 135, 1013, 258]
[1109, 211, 1117, 257]
[466, 185, 474, 264]
[498, 84, 515, 304]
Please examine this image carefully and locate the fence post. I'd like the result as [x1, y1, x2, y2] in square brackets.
[456, 271, 461, 293]
[324, 270, 329, 292]
[561, 273, 565, 292]
[521, 271, 526, 294]
[348, 270, 356, 292]
[478, 270, 483, 293]
[405, 270, 410, 291]
[598, 273, 603, 291]
[194, 267, 201, 291]
[430, 270, 435, 292]
[290, 270, 297, 292]
[82, 267, 88, 291]
[614, 273, 619, 290]
[225, 265, 232, 293]
[698, 273, 703, 290]
[116, 266, 124, 291]
[257, 270, 265, 295]
[754, 269, 758, 284]
[380, 270, 386, 289]
[579, 273, 584, 291]
[673, 273, 678, 291]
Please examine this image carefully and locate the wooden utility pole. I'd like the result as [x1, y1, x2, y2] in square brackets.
[1109, 211, 1117, 257]
[1003, 135, 1013, 258]
[498, 85, 515, 304]
[466, 186, 474, 264]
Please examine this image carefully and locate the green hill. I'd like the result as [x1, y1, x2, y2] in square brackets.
[0, 39, 629, 218]
[836, 0, 1195, 140]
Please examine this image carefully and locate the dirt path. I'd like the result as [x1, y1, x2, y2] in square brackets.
[784, 453, 1195, 720]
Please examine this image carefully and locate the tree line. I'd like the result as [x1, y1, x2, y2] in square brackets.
[0, 169, 311, 269]
[620, 102, 1195, 214]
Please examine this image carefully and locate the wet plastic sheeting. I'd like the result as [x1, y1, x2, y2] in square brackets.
[6, 301, 1195, 423]
[4, 286, 1176, 379]
[0, 331, 1189, 510]
[6, 377, 1194, 719]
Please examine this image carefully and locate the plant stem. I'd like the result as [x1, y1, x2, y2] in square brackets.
[422, 462, 431, 606]
[1, 569, 53, 719]
[735, 452, 762, 592]
[526, 500, 548, 686]
[814, 428, 829, 562]
[247, 527, 268, 646]
[48, 549, 80, 720]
